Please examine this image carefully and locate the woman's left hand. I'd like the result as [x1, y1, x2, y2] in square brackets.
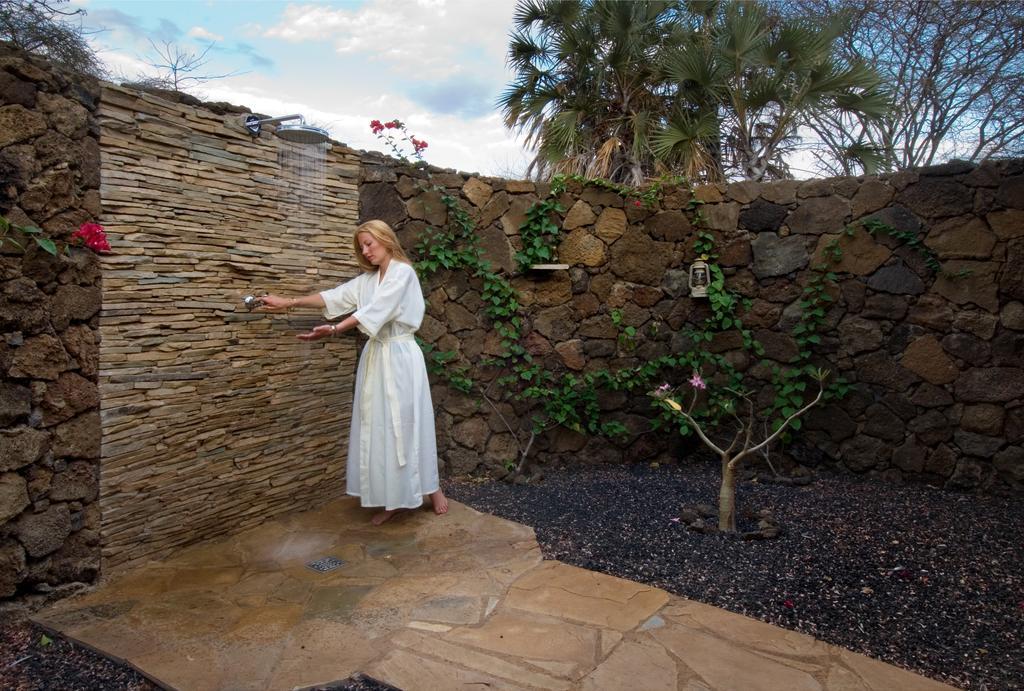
[297, 324, 336, 341]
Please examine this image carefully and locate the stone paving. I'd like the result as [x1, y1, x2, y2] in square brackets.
[34, 498, 957, 691]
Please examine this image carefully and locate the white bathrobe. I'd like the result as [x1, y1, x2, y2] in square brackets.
[320, 260, 439, 510]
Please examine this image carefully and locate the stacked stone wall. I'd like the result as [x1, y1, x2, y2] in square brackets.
[1, 47, 103, 602]
[360, 154, 1023, 493]
[96, 86, 363, 570]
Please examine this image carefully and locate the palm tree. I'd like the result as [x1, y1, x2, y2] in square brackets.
[501, 0, 890, 183]
[657, 1, 890, 181]
[499, 0, 688, 185]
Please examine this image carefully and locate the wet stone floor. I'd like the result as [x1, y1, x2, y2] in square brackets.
[34, 498, 957, 690]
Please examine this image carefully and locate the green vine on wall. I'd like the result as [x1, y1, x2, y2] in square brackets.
[418, 339, 473, 393]
[773, 212, 955, 424]
[688, 228, 761, 355]
[516, 173, 688, 271]
[413, 188, 526, 391]
[551, 173, 686, 208]
[860, 218, 940, 273]
[412, 168, 976, 474]
[515, 197, 564, 271]
[791, 269, 834, 361]
[852, 217, 968, 279]
[767, 269, 839, 432]
[824, 216, 958, 280]
[413, 193, 523, 336]
[610, 309, 638, 351]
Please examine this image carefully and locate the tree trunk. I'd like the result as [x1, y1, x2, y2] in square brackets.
[718, 456, 737, 532]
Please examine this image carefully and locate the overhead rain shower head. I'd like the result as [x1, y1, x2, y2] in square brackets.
[243, 113, 330, 145]
[276, 122, 330, 145]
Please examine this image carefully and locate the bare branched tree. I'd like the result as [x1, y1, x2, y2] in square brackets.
[785, 0, 1024, 176]
[0, 0, 105, 77]
[132, 39, 241, 93]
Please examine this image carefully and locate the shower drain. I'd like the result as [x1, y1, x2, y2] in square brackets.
[306, 556, 346, 573]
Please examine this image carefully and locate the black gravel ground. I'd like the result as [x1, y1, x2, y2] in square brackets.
[445, 460, 1024, 691]
[0, 617, 157, 691]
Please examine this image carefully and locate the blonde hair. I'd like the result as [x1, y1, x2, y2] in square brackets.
[353, 220, 411, 272]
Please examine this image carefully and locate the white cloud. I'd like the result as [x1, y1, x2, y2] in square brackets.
[88, 35, 160, 83]
[264, 0, 515, 80]
[188, 26, 224, 42]
[81, 0, 532, 176]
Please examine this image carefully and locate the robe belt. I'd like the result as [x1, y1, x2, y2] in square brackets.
[361, 333, 416, 469]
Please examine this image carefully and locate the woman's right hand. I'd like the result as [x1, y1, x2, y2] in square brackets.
[297, 324, 335, 341]
[257, 294, 292, 312]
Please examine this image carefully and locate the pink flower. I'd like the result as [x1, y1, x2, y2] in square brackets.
[689, 372, 706, 390]
[71, 222, 110, 253]
[651, 383, 674, 401]
[370, 116, 428, 162]
[633, 200, 642, 207]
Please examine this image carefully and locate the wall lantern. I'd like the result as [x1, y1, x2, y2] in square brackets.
[689, 257, 711, 298]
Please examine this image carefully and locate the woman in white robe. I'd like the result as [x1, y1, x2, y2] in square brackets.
[260, 220, 447, 525]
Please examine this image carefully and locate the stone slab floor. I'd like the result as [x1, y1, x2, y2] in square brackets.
[34, 498, 956, 691]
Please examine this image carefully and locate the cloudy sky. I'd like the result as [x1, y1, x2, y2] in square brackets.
[74, 0, 531, 176]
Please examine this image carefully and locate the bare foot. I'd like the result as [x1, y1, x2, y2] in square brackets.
[429, 489, 449, 516]
[371, 509, 399, 525]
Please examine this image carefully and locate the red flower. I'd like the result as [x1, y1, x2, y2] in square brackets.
[633, 199, 642, 207]
[783, 599, 795, 609]
[411, 137, 428, 152]
[369, 119, 384, 134]
[71, 222, 111, 253]
[385, 119, 401, 129]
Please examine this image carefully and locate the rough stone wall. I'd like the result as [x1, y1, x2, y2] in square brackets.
[1, 47, 103, 601]
[359, 155, 1023, 494]
[97, 86, 362, 570]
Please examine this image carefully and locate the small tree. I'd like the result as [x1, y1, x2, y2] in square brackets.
[653, 367, 828, 532]
[130, 39, 241, 94]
